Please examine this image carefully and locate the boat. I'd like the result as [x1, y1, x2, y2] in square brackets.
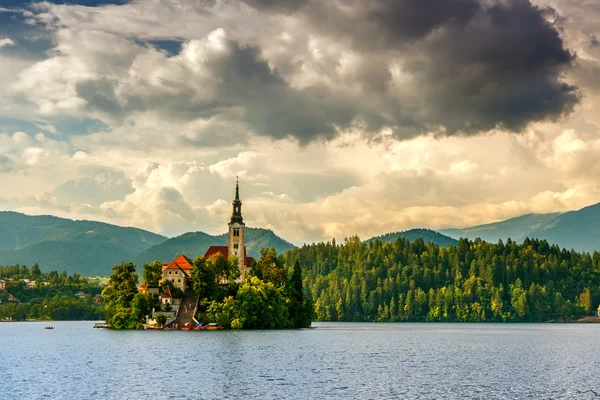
[194, 323, 206, 331]
[93, 322, 111, 329]
[206, 323, 223, 331]
[44, 326, 54, 330]
[182, 322, 192, 331]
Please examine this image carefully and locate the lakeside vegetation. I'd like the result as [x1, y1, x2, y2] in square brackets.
[102, 248, 314, 330]
[284, 237, 600, 322]
[4, 235, 600, 325]
[199, 249, 313, 329]
[0, 265, 105, 321]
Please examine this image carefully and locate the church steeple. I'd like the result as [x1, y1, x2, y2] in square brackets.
[228, 177, 247, 280]
[230, 176, 243, 224]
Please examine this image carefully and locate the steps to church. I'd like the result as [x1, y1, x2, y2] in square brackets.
[167, 290, 199, 329]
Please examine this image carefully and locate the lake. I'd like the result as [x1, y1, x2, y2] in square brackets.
[1, 322, 599, 399]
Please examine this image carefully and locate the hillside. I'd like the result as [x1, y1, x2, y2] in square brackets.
[439, 213, 562, 243]
[0, 212, 167, 275]
[526, 202, 600, 253]
[365, 229, 457, 247]
[135, 227, 296, 266]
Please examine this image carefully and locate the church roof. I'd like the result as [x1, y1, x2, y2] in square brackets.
[204, 246, 252, 265]
[163, 287, 172, 298]
[204, 246, 229, 259]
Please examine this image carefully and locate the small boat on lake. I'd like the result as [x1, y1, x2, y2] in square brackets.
[93, 322, 111, 329]
[44, 326, 54, 330]
[182, 322, 192, 331]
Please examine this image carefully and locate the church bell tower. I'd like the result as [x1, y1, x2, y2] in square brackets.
[228, 177, 246, 280]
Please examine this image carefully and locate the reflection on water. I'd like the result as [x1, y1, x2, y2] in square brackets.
[1, 322, 600, 399]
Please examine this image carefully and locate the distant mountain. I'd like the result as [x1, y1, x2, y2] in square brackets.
[0, 212, 167, 276]
[365, 228, 458, 247]
[135, 227, 296, 266]
[439, 213, 561, 243]
[526, 203, 600, 253]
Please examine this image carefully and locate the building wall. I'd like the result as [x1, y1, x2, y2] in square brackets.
[228, 222, 247, 280]
[161, 269, 188, 292]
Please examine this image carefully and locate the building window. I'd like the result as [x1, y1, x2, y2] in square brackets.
[178, 279, 181, 283]
[235, 206, 239, 212]
[233, 229, 240, 237]
[175, 271, 178, 275]
[233, 244, 239, 249]
[169, 271, 172, 275]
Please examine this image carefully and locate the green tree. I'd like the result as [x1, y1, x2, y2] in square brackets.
[155, 313, 167, 327]
[102, 262, 141, 329]
[192, 257, 217, 300]
[255, 247, 286, 287]
[142, 261, 163, 287]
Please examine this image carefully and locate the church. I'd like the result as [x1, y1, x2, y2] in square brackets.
[159, 179, 254, 293]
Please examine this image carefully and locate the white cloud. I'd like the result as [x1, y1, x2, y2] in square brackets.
[0, 37, 14, 48]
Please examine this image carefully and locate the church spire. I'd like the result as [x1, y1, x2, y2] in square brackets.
[230, 177, 243, 224]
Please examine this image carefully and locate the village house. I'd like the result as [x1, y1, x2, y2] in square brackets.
[8, 294, 18, 302]
[92, 295, 102, 304]
[23, 279, 36, 289]
[0, 279, 5, 290]
[161, 287, 173, 305]
[75, 291, 86, 299]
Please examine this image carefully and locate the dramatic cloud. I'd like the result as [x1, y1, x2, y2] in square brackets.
[9, 0, 579, 144]
[0, 0, 599, 244]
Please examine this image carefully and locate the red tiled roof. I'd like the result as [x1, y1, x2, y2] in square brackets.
[204, 246, 229, 260]
[162, 254, 194, 272]
[163, 287, 172, 298]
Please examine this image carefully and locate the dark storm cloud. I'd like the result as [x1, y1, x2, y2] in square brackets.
[19, 0, 581, 144]
[238, 0, 309, 13]
[366, 0, 482, 43]
[302, 0, 579, 135]
[404, 0, 580, 133]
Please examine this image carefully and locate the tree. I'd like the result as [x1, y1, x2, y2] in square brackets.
[102, 262, 141, 329]
[255, 247, 286, 287]
[208, 253, 240, 284]
[192, 257, 217, 300]
[142, 261, 163, 288]
[155, 313, 167, 327]
[286, 260, 313, 328]
[579, 288, 592, 314]
[207, 277, 289, 329]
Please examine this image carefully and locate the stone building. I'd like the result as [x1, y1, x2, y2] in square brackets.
[204, 179, 253, 281]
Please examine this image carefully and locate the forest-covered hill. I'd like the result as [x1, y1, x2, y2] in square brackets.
[366, 228, 457, 247]
[284, 236, 599, 322]
[0, 212, 167, 276]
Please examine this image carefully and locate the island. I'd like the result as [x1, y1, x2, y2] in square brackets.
[101, 180, 314, 330]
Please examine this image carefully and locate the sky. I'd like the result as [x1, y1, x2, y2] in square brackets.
[1, 0, 600, 244]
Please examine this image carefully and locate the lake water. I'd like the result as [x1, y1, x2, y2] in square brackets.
[1, 322, 600, 399]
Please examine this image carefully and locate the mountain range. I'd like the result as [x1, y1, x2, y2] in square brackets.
[0, 212, 296, 276]
[2, 200, 600, 276]
[440, 202, 600, 253]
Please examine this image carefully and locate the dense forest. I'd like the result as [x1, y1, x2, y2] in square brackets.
[284, 237, 600, 322]
[0, 264, 105, 321]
